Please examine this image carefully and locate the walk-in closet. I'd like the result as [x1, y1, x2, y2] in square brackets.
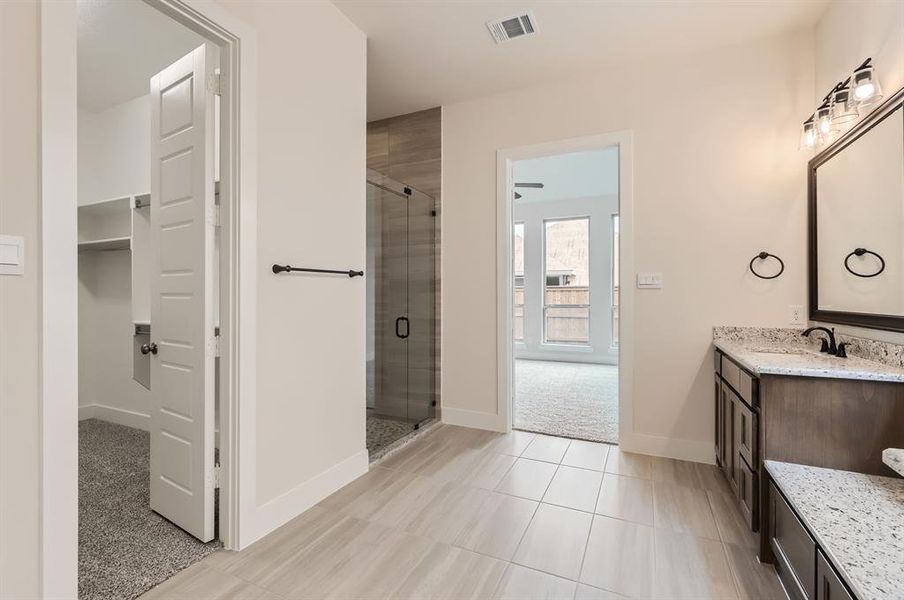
[76, 1, 222, 598]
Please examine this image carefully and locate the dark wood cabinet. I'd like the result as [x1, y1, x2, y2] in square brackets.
[816, 550, 854, 600]
[768, 482, 815, 600]
[714, 349, 759, 530]
[763, 481, 861, 600]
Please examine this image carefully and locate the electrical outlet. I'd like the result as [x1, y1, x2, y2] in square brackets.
[789, 305, 805, 326]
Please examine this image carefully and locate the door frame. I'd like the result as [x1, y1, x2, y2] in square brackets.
[496, 131, 635, 440]
[39, 0, 258, 595]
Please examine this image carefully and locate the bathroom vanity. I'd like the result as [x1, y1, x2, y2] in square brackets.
[713, 333, 904, 533]
[762, 461, 904, 600]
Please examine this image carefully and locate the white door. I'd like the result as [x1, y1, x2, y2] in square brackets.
[148, 43, 218, 542]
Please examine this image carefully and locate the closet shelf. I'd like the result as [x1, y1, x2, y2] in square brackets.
[78, 236, 131, 253]
[78, 195, 132, 217]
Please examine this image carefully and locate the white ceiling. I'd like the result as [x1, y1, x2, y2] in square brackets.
[77, 0, 206, 111]
[332, 0, 828, 121]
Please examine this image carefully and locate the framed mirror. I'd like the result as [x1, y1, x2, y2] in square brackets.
[809, 86, 904, 331]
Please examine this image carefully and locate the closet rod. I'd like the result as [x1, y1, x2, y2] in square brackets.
[272, 264, 364, 278]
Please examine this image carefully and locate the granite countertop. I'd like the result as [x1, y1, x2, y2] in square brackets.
[766, 460, 904, 600]
[883, 449, 904, 478]
[713, 338, 904, 383]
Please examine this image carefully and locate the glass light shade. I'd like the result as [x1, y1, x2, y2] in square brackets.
[799, 120, 819, 150]
[830, 88, 859, 124]
[815, 104, 835, 134]
[852, 65, 883, 105]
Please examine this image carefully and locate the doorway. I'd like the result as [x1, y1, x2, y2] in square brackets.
[365, 169, 437, 459]
[76, 1, 225, 597]
[497, 132, 634, 447]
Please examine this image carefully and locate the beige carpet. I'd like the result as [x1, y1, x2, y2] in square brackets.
[514, 359, 618, 444]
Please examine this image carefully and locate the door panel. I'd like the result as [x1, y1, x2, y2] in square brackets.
[149, 43, 218, 542]
[406, 187, 435, 423]
[383, 190, 409, 420]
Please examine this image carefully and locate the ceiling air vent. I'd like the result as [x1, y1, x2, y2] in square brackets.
[486, 12, 537, 44]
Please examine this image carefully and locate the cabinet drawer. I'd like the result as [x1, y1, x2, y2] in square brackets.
[816, 550, 853, 600]
[737, 369, 757, 407]
[721, 354, 757, 406]
[737, 454, 757, 531]
[734, 396, 757, 467]
[770, 483, 816, 600]
[721, 355, 741, 394]
[715, 349, 722, 374]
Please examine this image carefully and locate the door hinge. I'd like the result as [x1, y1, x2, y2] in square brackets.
[214, 463, 221, 489]
[208, 73, 224, 96]
[212, 334, 222, 358]
[207, 204, 221, 228]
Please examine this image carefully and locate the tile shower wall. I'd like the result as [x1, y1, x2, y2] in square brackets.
[368, 107, 442, 417]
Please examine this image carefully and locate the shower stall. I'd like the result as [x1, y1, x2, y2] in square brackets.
[366, 169, 436, 456]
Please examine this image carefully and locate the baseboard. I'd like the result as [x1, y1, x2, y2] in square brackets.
[78, 404, 150, 432]
[441, 406, 505, 432]
[250, 448, 369, 547]
[619, 431, 714, 464]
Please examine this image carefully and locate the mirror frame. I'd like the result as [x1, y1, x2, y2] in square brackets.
[808, 85, 904, 332]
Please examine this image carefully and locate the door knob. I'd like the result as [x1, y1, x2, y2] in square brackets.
[141, 342, 158, 355]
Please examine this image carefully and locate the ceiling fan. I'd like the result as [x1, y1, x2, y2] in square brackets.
[513, 182, 544, 199]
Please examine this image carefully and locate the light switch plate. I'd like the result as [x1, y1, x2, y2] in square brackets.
[0, 235, 24, 275]
[637, 272, 663, 289]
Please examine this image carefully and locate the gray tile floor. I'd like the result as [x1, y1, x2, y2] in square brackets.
[514, 360, 619, 444]
[141, 425, 784, 599]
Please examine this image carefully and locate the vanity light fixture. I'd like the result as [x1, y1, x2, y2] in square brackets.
[852, 59, 882, 105]
[799, 57, 881, 150]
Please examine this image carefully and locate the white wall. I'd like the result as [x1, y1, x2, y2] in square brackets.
[0, 1, 42, 595]
[215, 0, 368, 537]
[78, 95, 151, 205]
[77, 96, 153, 428]
[443, 30, 814, 460]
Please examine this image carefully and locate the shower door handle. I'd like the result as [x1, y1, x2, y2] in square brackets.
[395, 316, 410, 339]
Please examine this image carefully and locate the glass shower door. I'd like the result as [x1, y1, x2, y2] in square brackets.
[366, 171, 435, 436]
[406, 187, 435, 424]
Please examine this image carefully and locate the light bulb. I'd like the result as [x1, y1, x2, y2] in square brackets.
[854, 82, 875, 100]
[805, 130, 818, 147]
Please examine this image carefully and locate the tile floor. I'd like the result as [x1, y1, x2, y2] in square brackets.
[140, 425, 784, 599]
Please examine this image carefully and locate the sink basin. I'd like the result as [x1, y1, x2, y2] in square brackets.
[749, 347, 813, 356]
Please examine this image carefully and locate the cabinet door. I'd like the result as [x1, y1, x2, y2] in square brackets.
[769, 483, 816, 600]
[816, 550, 853, 600]
[734, 396, 757, 469]
[723, 382, 740, 493]
[737, 455, 757, 531]
[715, 375, 724, 467]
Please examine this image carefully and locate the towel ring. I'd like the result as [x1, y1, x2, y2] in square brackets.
[749, 251, 784, 280]
[844, 248, 885, 278]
